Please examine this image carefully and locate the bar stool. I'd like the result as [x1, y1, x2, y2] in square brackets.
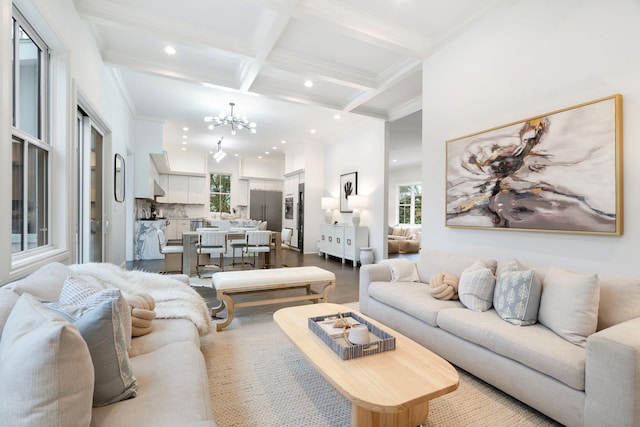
[196, 229, 227, 277]
[157, 229, 183, 273]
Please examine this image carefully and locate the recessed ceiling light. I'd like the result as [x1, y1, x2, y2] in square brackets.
[182, 127, 189, 131]
[310, 129, 316, 134]
[304, 80, 313, 88]
[334, 114, 341, 120]
[181, 141, 187, 145]
[234, 153, 238, 157]
[272, 146, 277, 150]
[182, 135, 187, 139]
[164, 46, 176, 55]
[258, 156, 263, 159]
[265, 151, 270, 155]
[209, 150, 214, 154]
[281, 140, 286, 144]
[392, 159, 397, 163]
[181, 147, 186, 151]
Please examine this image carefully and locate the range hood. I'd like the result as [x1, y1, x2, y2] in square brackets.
[153, 179, 166, 197]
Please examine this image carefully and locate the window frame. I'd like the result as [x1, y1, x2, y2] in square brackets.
[11, 6, 51, 256]
[397, 182, 422, 226]
[209, 173, 231, 213]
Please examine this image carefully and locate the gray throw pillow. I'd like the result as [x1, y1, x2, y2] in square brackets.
[493, 259, 542, 326]
[47, 299, 138, 406]
[538, 265, 599, 347]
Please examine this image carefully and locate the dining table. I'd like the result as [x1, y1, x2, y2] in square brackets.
[181, 230, 281, 275]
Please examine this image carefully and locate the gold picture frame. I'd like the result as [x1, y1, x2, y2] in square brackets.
[445, 94, 623, 235]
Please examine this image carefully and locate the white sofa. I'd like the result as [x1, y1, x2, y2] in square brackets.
[0, 262, 215, 427]
[359, 248, 640, 427]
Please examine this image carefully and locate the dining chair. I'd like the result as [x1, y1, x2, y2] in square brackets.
[196, 229, 227, 277]
[157, 229, 184, 273]
[242, 230, 272, 268]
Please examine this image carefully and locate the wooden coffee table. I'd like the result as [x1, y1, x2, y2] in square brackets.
[273, 303, 459, 427]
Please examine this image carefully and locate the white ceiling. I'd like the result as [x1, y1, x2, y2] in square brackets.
[73, 0, 503, 165]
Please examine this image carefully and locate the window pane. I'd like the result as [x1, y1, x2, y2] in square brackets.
[27, 144, 48, 249]
[17, 26, 41, 138]
[12, 139, 24, 253]
[210, 174, 231, 213]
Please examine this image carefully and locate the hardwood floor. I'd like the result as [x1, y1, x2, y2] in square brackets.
[125, 249, 417, 319]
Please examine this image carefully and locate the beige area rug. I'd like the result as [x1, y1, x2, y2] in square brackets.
[199, 303, 562, 427]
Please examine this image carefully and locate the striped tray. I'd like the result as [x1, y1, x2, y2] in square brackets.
[308, 311, 396, 360]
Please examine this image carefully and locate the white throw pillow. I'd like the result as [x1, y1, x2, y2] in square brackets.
[60, 275, 132, 350]
[493, 259, 542, 326]
[0, 294, 94, 426]
[459, 261, 496, 312]
[538, 265, 599, 347]
[47, 299, 138, 406]
[380, 259, 420, 282]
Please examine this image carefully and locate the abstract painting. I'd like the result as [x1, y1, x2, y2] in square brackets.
[340, 172, 357, 213]
[446, 94, 622, 235]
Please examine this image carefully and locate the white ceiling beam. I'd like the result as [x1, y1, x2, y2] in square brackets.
[388, 96, 422, 122]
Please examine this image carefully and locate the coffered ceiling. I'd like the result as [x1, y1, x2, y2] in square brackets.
[72, 0, 503, 164]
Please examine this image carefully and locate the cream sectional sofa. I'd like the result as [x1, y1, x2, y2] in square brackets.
[359, 248, 640, 427]
[0, 262, 215, 427]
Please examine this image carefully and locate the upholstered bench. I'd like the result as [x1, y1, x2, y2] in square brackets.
[211, 266, 336, 331]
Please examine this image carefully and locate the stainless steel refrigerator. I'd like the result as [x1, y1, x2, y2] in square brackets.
[249, 190, 282, 231]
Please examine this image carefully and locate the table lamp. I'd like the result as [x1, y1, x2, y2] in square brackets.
[321, 197, 338, 224]
[348, 195, 368, 227]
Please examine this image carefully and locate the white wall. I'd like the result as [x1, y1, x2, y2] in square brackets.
[324, 120, 386, 262]
[422, 0, 640, 276]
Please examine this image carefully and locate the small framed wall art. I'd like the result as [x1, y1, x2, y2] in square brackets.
[340, 172, 358, 213]
[445, 94, 623, 235]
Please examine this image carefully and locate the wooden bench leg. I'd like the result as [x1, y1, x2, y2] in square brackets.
[215, 294, 235, 332]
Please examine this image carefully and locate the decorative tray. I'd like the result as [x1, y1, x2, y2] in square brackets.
[308, 311, 396, 360]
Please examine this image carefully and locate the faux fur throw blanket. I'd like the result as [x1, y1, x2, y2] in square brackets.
[70, 263, 213, 336]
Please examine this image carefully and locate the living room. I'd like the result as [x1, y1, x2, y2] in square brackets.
[1, 0, 640, 426]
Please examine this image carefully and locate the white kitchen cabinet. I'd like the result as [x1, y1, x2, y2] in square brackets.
[166, 219, 190, 241]
[158, 174, 206, 204]
[319, 224, 368, 266]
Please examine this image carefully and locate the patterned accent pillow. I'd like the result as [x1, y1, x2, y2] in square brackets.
[459, 261, 496, 312]
[47, 300, 138, 406]
[60, 276, 132, 350]
[493, 259, 542, 326]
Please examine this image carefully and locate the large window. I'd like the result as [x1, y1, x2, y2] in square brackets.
[11, 9, 50, 253]
[210, 173, 231, 213]
[398, 183, 422, 225]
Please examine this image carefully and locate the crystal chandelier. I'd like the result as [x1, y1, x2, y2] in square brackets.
[204, 102, 256, 135]
[213, 138, 226, 163]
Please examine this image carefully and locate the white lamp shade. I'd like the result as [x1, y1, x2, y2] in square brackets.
[321, 197, 338, 210]
[348, 195, 368, 210]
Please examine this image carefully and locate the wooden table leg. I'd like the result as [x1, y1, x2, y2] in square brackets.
[352, 401, 429, 427]
[215, 293, 235, 332]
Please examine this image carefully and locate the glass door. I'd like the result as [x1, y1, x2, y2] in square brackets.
[77, 108, 104, 263]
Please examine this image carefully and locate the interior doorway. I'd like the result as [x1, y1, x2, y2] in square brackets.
[76, 107, 105, 263]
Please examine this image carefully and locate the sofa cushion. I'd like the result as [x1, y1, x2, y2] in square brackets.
[47, 299, 138, 406]
[437, 308, 586, 390]
[128, 318, 200, 358]
[4, 262, 72, 301]
[597, 274, 640, 331]
[417, 248, 496, 284]
[0, 294, 94, 426]
[91, 341, 213, 427]
[59, 275, 132, 350]
[538, 266, 599, 347]
[368, 281, 463, 327]
[459, 261, 496, 312]
[493, 259, 541, 326]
